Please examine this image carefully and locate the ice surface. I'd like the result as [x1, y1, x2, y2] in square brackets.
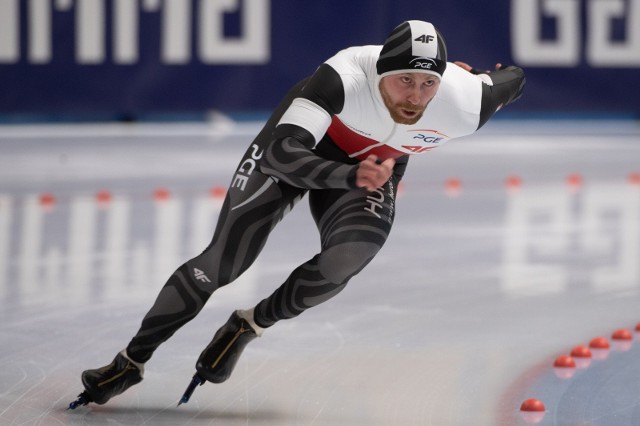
[1, 120, 639, 425]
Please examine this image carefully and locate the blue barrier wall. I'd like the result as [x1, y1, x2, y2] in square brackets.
[0, 0, 638, 119]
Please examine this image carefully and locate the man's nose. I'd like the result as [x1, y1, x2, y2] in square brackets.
[406, 87, 422, 105]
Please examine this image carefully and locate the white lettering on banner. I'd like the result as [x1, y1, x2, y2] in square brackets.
[161, 0, 191, 64]
[77, 0, 105, 64]
[587, 0, 640, 66]
[512, 0, 581, 66]
[114, 0, 139, 64]
[199, 0, 270, 64]
[512, 0, 640, 67]
[0, 0, 19, 62]
[26, 0, 53, 63]
[0, 0, 271, 64]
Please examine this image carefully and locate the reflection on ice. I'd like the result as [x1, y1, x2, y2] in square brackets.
[502, 182, 640, 297]
[0, 189, 236, 305]
[3, 178, 639, 305]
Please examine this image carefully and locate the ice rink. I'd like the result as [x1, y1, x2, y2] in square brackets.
[1, 119, 639, 425]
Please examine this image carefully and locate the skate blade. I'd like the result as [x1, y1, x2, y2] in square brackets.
[68, 391, 92, 410]
[178, 374, 205, 406]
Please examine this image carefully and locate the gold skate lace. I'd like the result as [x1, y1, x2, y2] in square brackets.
[210, 324, 251, 369]
[98, 363, 138, 387]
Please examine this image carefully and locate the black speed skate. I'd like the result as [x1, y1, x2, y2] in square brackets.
[178, 310, 260, 405]
[68, 351, 143, 409]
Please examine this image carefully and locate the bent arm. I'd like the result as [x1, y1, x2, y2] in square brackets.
[259, 63, 360, 190]
[260, 124, 359, 189]
[477, 65, 526, 129]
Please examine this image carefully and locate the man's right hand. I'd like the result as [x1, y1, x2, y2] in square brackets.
[355, 155, 395, 192]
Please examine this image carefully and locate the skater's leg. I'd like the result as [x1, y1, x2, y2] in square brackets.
[255, 177, 398, 326]
[181, 179, 397, 388]
[190, 178, 398, 387]
[126, 175, 306, 363]
[71, 176, 303, 408]
[71, 78, 311, 408]
[125, 79, 311, 364]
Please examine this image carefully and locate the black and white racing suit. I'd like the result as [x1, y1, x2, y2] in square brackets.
[127, 45, 525, 362]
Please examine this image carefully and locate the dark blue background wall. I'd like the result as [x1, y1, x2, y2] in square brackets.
[1, 0, 638, 119]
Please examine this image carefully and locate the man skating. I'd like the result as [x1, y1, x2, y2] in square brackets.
[69, 19, 525, 409]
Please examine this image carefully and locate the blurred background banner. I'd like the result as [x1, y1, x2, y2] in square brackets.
[0, 0, 638, 120]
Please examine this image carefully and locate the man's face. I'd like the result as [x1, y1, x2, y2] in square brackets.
[379, 73, 441, 125]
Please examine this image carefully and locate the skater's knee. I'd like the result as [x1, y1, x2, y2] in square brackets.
[189, 248, 246, 289]
[317, 242, 378, 284]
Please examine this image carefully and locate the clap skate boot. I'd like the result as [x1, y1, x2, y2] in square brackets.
[68, 350, 144, 409]
[178, 310, 262, 405]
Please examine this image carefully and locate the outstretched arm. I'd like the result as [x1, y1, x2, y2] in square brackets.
[455, 61, 526, 129]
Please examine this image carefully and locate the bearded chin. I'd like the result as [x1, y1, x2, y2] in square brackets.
[389, 106, 424, 125]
